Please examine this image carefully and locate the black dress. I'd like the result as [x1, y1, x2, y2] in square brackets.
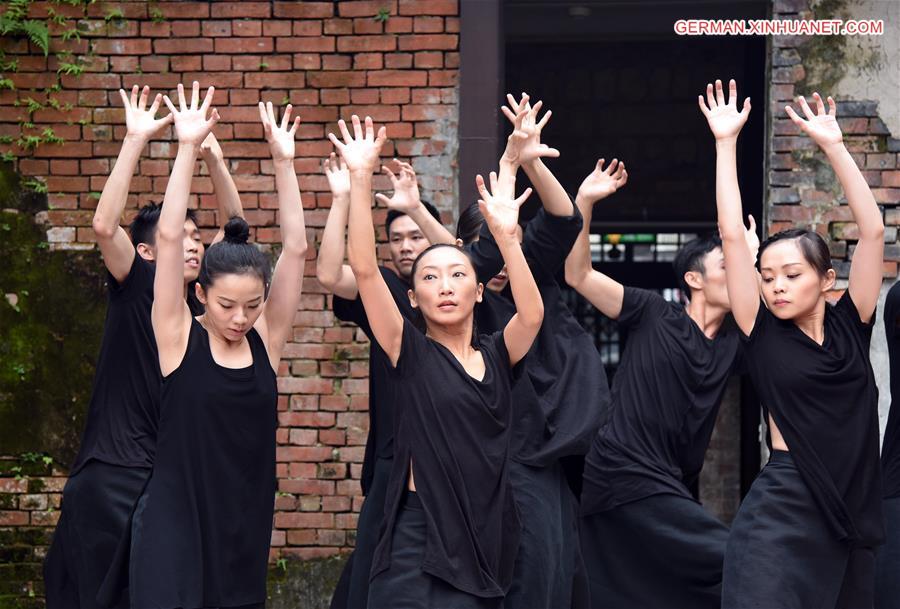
[471, 206, 607, 609]
[723, 293, 884, 609]
[44, 255, 159, 609]
[129, 319, 277, 609]
[329, 267, 419, 609]
[877, 282, 900, 609]
[368, 321, 520, 608]
[580, 287, 740, 609]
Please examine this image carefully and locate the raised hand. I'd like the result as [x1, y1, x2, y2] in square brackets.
[323, 152, 350, 198]
[785, 92, 842, 149]
[744, 214, 759, 255]
[476, 171, 532, 242]
[119, 84, 172, 141]
[259, 101, 301, 163]
[327, 115, 387, 174]
[577, 158, 628, 204]
[163, 81, 219, 147]
[501, 92, 559, 166]
[374, 159, 421, 212]
[200, 132, 223, 160]
[698, 79, 751, 141]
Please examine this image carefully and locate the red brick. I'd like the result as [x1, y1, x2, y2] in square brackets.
[398, 34, 458, 50]
[307, 71, 367, 88]
[275, 512, 334, 529]
[0, 510, 28, 526]
[398, 0, 458, 15]
[413, 16, 444, 32]
[337, 35, 397, 53]
[324, 18, 354, 35]
[245, 72, 306, 89]
[171, 20, 201, 37]
[202, 20, 232, 37]
[354, 18, 386, 35]
[339, 0, 395, 17]
[154, 38, 213, 54]
[385, 16, 414, 33]
[211, 2, 270, 17]
[368, 70, 427, 87]
[92, 38, 152, 55]
[322, 54, 352, 70]
[293, 20, 324, 36]
[276, 37, 336, 53]
[215, 37, 273, 54]
[384, 52, 414, 69]
[414, 51, 443, 68]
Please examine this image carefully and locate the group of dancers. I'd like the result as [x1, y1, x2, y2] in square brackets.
[41, 76, 899, 609]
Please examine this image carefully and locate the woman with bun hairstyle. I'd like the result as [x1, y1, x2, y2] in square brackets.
[702, 78, 884, 608]
[127, 83, 308, 608]
[329, 114, 542, 608]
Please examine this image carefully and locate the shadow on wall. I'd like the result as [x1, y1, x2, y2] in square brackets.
[0, 162, 106, 468]
[267, 555, 348, 609]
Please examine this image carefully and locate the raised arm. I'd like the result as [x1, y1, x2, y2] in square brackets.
[92, 85, 172, 282]
[316, 152, 359, 299]
[153, 82, 218, 375]
[500, 93, 572, 217]
[256, 102, 308, 370]
[329, 116, 404, 365]
[374, 159, 454, 245]
[563, 158, 628, 319]
[785, 93, 884, 322]
[200, 132, 244, 246]
[699, 78, 757, 334]
[477, 171, 542, 365]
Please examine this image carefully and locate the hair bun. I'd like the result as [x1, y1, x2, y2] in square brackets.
[223, 216, 250, 244]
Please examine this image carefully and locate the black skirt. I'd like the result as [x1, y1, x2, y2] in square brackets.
[875, 496, 900, 608]
[43, 460, 149, 609]
[367, 492, 502, 609]
[580, 492, 728, 609]
[330, 456, 392, 609]
[505, 461, 587, 609]
[723, 450, 876, 609]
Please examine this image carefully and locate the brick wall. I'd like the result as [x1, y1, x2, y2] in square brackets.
[0, 0, 460, 592]
[767, 0, 899, 282]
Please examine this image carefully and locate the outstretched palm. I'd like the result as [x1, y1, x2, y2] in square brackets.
[698, 79, 751, 141]
[323, 152, 350, 197]
[163, 81, 218, 146]
[374, 159, 420, 212]
[578, 158, 628, 204]
[328, 115, 386, 174]
[785, 92, 843, 148]
[259, 101, 300, 162]
[120, 84, 172, 141]
[476, 171, 532, 241]
[501, 92, 558, 166]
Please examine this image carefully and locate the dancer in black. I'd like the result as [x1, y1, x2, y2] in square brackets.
[328, 114, 542, 608]
[318, 152, 462, 609]
[567, 153, 756, 606]
[456, 93, 608, 609]
[707, 79, 884, 608]
[127, 84, 307, 608]
[877, 281, 900, 609]
[43, 84, 243, 609]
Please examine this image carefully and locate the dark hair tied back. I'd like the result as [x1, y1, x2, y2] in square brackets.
[758, 228, 832, 277]
[223, 216, 251, 244]
[199, 216, 271, 294]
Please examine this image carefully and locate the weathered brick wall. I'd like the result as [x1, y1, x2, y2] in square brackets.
[0, 0, 459, 597]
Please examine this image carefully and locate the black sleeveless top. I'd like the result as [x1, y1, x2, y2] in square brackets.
[130, 319, 278, 608]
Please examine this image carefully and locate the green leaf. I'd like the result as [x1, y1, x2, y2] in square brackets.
[374, 7, 391, 23]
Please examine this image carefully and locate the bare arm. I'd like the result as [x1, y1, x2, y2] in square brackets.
[786, 93, 884, 322]
[500, 93, 573, 217]
[475, 172, 542, 364]
[563, 159, 628, 319]
[93, 85, 173, 282]
[200, 132, 244, 246]
[700, 79, 758, 335]
[153, 82, 219, 375]
[329, 116, 405, 365]
[316, 152, 359, 300]
[374, 159, 454, 245]
[255, 102, 308, 370]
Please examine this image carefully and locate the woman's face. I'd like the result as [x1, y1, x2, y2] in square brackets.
[196, 273, 266, 341]
[759, 239, 834, 320]
[408, 247, 483, 326]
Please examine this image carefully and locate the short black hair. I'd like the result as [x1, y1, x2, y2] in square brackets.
[198, 216, 271, 295]
[456, 202, 484, 245]
[759, 228, 832, 277]
[128, 202, 199, 247]
[672, 234, 722, 297]
[385, 200, 441, 235]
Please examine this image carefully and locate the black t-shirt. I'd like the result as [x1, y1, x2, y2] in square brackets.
[473, 206, 609, 466]
[332, 266, 418, 496]
[743, 291, 884, 546]
[581, 287, 742, 515]
[371, 320, 520, 598]
[882, 282, 900, 498]
[70, 255, 160, 473]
